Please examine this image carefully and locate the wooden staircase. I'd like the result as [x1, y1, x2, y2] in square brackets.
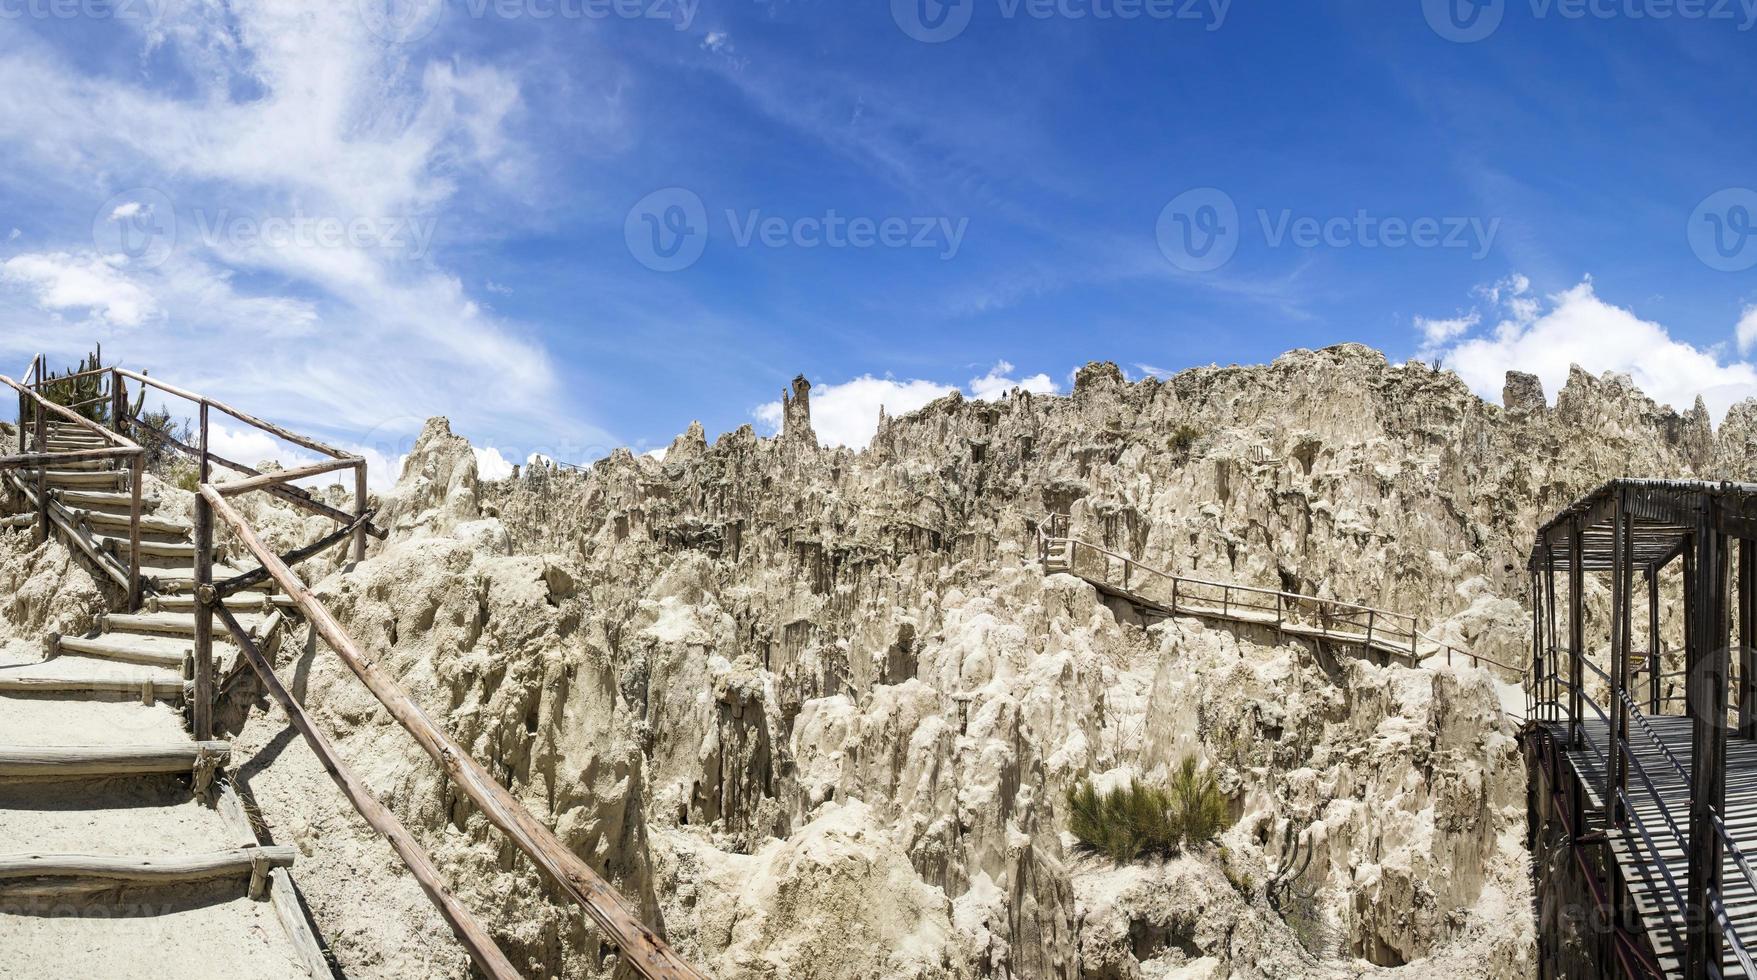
[1, 419, 327, 977]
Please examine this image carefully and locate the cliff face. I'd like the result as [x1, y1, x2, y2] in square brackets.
[23, 345, 1750, 978]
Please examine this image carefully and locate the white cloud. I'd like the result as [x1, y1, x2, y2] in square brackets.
[753, 361, 1061, 449]
[1423, 277, 1757, 420]
[644, 447, 668, 461]
[702, 31, 731, 52]
[0, 5, 563, 450]
[968, 360, 1057, 401]
[472, 445, 514, 480]
[755, 375, 958, 449]
[1, 252, 159, 327]
[1737, 305, 1757, 356]
[1416, 312, 1479, 349]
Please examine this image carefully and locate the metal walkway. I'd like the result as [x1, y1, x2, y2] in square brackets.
[1553, 714, 1757, 977]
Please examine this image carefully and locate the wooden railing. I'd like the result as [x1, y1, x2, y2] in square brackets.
[1039, 517, 1519, 674]
[112, 367, 382, 562]
[7, 351, 705, 976]
[198, 479, 706, 980]
[4, 370, 147, 609]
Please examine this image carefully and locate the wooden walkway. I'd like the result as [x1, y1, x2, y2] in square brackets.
[1042, 531, 1519, 675]
[1, 420, 329, 976]
[1549, 715, 1757, 977]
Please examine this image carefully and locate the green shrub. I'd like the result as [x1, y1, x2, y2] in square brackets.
[1171, 757, 1229, 844]
[1066, 759, 1229, 862]
[1168, 423, 1202, 457]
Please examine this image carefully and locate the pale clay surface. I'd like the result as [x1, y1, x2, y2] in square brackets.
[5, 345, 1747, 978]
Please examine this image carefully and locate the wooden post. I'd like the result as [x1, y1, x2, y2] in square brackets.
[110, 370, 125, 435]
[33, 403, 47, 545]
[202, 487, 708, 980]
[1569, 517, 1585, 748]
[1546, 558, 1559, 716]
[1606, 489, 1629, 829]
[192, 490, 214, 742]
[1686, 493, 1729, 978]
[199, 401, 210, 484]
[1649, 566, 1662, 715]
[212, 606, 521, 980]
[127, 453, 142, 612]
[1741, 538, 1756, 740]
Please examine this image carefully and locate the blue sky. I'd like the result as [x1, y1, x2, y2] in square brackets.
[2, 0, 1756, 481]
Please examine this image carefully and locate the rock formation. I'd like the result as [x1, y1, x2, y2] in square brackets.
[10, 345, 1757, 978]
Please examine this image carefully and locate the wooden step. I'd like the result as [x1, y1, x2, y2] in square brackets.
[94, 534, 194, 560]
[149, 593, 283, 614]
[55, 633, 197, 669]
[53, 489, 158, 512]
[0, 845, 295, 891]
[99, 611, 264, 640]
[0, 741, 229, 779]
[64, 506, 187, 539]
[33, 458, 114, 472]
[0, 672, 184, 700]
[43, 470, 127, 489]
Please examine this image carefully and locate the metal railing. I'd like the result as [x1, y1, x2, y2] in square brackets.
[1037, 516, 1519, 674]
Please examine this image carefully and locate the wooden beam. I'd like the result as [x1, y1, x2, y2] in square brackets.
[193, 490, 214, 742]
[1686, 490, 1729, 977]
[204, 487, 706, 980]
[113, 368, 351, 460]
[214, 456, 363, 497]
[125, 415, 385, 538]
[0, 375, 142, 450]
[0, 742, 229, 778]
[214, 512, 374, 598]
[213, 604, 520, 980]
[0, 846, 294, 888]
[0, 446, 143, 467]
[1743, 538, 1757, 741]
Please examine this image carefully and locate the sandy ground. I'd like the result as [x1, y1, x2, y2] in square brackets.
[0, 636, 316, 978]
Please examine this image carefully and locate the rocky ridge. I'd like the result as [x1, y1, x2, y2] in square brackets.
[7, 344, 1751, 978]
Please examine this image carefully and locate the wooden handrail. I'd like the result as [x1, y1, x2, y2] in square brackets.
[1042, 523, 1519, 674]
[113, 367, 352, 460]
[3, 373, 145, 609]
[201, 485, 707, 980]
[213, 605, 522, 980]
